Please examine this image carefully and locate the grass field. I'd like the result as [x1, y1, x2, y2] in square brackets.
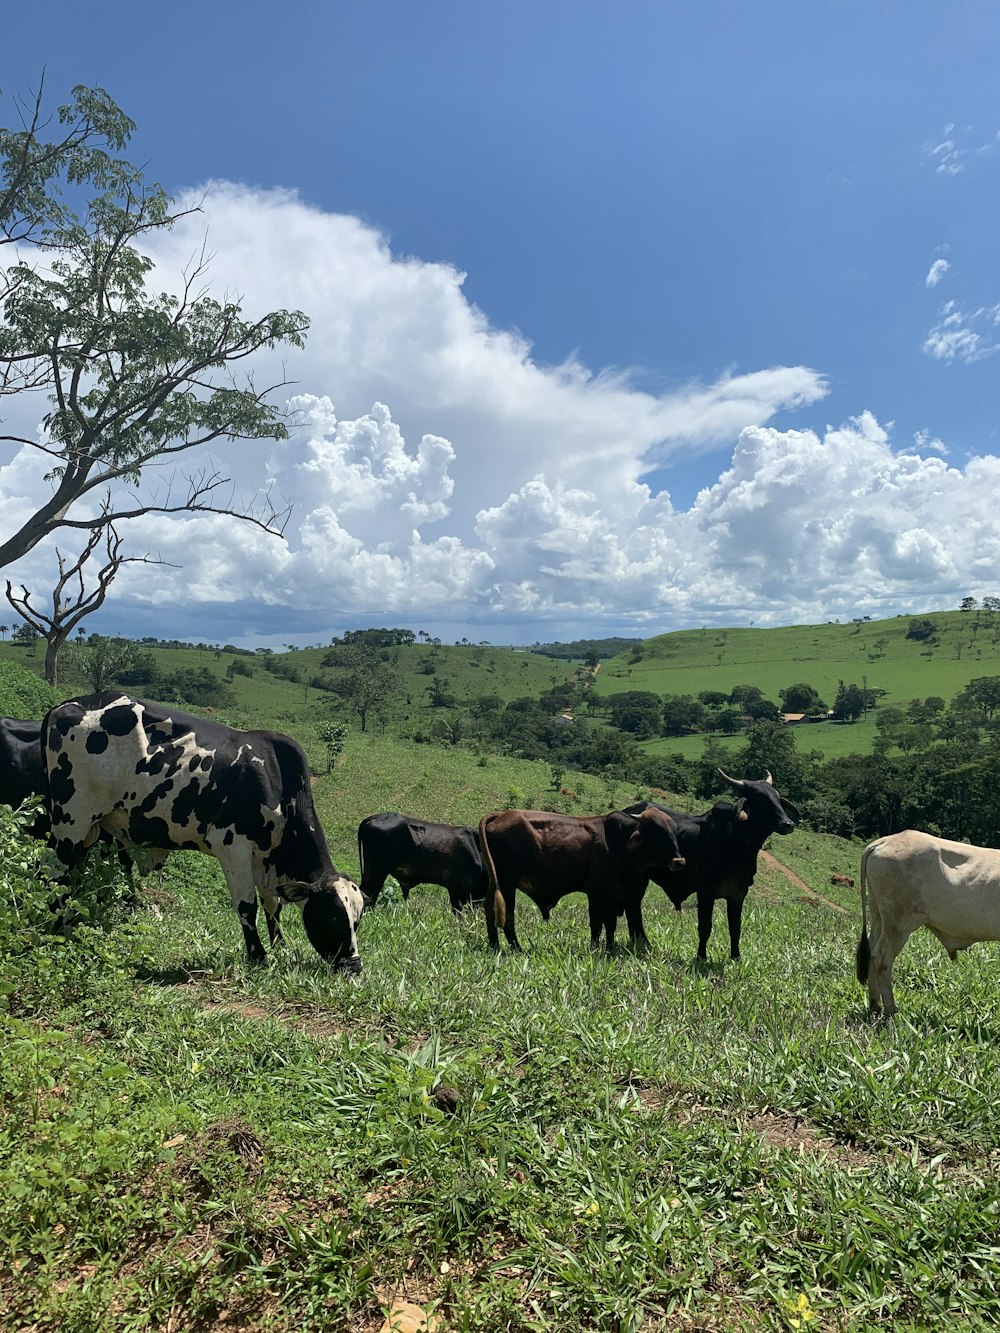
[4, 714, 1000, 1330]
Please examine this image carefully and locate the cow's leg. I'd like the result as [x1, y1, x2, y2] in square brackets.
[359, 870, 388, 906]
[588, 896, 604, 950]
[868, 929, 907, 1018]
[448, 888, 466, 915]
[502, 885, 522, 951]
[602, 907, 619, 957]
[260, 891, 284, 948]
[868, 901, 921, 1018]
[623, 892, 650, 951]
[223, 866, 268, 965]
[726, 895, 745, 961]
[696, 892, 715, 961]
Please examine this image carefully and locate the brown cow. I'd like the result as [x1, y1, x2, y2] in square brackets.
[479, 806, 685, 954]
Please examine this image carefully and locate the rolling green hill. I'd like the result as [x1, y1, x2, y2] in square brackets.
[593, 608, 1000, 759]
[3, 607, 1000, 764]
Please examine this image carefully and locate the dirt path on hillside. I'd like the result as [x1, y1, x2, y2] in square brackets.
[758, 850, 850, 915]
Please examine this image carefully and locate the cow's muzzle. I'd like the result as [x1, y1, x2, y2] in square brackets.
[669, 856, 686, 872]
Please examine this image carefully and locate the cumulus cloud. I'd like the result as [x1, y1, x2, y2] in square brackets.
[925, 258, 950, 287]
[6, 185, 998, 644]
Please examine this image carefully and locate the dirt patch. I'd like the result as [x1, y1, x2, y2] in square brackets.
[758, 851, 849, 915]
[745, 1110, 876, 1169]
[202, 996, 350, 1040]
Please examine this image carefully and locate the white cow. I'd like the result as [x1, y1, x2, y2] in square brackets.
[856, 828, 1000, 1016]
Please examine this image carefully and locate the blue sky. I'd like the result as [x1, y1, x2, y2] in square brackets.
[3, 2, 1000, 645]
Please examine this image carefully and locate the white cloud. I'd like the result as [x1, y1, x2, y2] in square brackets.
[913, 429, 948, 456]
[6, 186, 1000, 644]
[922, 299, 1000, 363]
[925, 258, 950, 287]
[926, 127, 965, 175]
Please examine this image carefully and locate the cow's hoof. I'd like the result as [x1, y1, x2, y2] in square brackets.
[336, 956, 362, 977]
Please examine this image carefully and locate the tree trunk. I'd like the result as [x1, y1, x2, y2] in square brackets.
[44, 631, 67, 688]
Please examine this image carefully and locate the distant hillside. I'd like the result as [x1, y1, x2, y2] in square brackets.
[616, 609, 1000, 697]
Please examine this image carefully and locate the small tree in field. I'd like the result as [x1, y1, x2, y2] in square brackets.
[318, 721, 348, 773]
[65, 635, 137, 691]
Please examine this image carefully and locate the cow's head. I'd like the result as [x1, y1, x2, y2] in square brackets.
[718, 769, 798, 835]
[628, 806, 686, 871]
[299, 873, 365, 972]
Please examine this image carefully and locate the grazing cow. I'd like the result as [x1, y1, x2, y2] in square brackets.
[358, 812, 485, 912]
[624, 769, 799, 960]
[856, 829, 1000, 1017]
[479, 806, 686, 954]
[42, 692, 365, 971]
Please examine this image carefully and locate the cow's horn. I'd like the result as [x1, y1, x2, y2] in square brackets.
[764, 769, 774, 786]
[717, 768, 746, 790]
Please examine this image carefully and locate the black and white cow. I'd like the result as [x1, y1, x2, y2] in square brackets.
[358, 812, 486, 912]
[42, 692, 365, 971]
[1, 715, 139, 892]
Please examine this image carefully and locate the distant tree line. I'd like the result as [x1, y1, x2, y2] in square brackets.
[530, 637, 641, 661]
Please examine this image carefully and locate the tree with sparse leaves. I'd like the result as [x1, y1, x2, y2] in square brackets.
[0, 78, 308, 572]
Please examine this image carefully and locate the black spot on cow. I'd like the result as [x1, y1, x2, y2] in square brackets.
[86, 731, 109, 755]
[100, 704, 140, 737]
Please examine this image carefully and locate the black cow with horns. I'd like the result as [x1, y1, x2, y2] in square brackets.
[624, 769, 799, 960]
[42, 692, 365, 971]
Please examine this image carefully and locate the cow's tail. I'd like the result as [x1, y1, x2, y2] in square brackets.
[855, 841, 874, 986]
[478, 814, 505, 932]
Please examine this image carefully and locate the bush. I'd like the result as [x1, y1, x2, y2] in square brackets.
[0, 660, 57, 719]
[0, 803, 135, 1007]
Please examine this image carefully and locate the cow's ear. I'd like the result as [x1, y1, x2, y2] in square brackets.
[780, 798, 800, 823]
[735, 797, 749, 822]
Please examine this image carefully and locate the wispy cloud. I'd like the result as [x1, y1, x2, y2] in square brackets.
[926, 124, 966, 175]
[923, 299, 1000, 363]
[913, 429, 948, 456]
[925, 258, 950, 288]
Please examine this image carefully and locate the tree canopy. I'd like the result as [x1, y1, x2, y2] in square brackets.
[0, 78, 309, 570]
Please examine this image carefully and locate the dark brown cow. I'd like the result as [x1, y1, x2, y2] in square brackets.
[479, 806, 685, 954]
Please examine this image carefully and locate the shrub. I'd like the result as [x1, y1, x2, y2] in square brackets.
[0, 660, 57, 719]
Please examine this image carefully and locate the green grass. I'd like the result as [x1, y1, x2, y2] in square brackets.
[3, 716, 1000, 1330]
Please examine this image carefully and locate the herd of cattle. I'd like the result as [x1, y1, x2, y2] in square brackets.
[2, 691, 999, 1014]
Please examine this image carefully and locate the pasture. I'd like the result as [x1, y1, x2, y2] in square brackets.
[3, 722, 1000, 1331]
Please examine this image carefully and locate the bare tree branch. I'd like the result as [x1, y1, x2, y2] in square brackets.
[5, 509, 175, 686]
